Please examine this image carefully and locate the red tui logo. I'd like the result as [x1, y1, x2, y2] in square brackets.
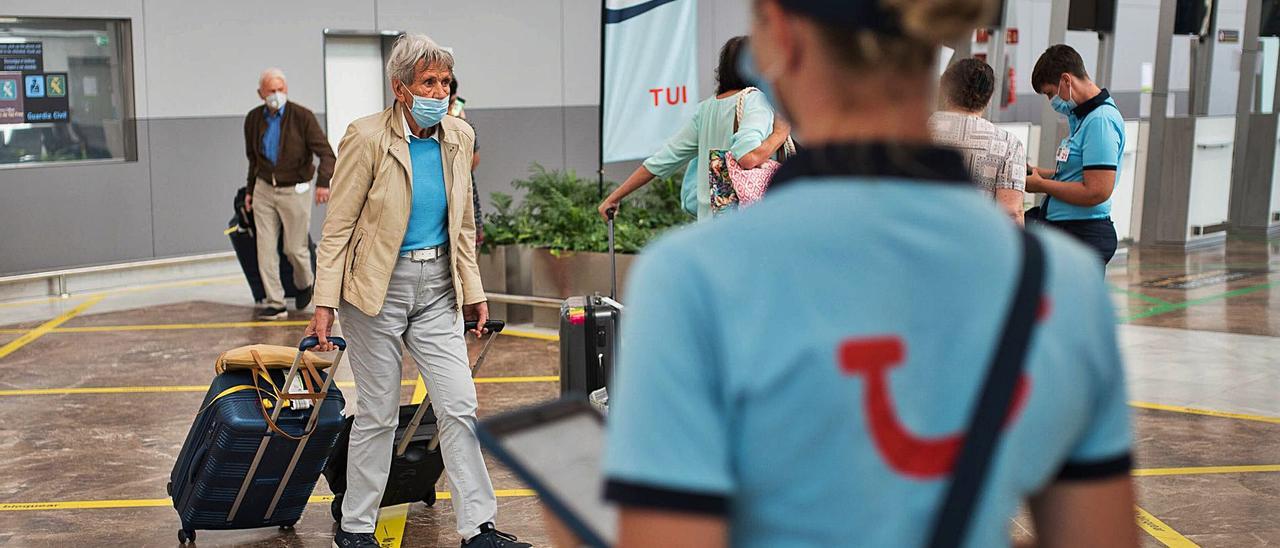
[839, 336, 1031, 479]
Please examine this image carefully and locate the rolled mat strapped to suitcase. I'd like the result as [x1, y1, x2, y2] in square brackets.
[169, 337, 348, 545]
[323, 320, 505, 522]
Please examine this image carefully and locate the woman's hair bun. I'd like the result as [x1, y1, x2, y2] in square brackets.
[885, 0, 995, 45]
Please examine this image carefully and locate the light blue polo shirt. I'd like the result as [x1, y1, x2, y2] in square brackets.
[401, 120, 449, 252]
[1047, 90, 1125, 222]
[603, 144, 1132, 548]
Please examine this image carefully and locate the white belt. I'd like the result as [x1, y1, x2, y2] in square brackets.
[401, 246, 448, 262]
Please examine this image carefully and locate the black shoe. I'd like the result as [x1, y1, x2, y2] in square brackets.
[462, 523, 531, 547]
[295, 285, 314, 310]
[333, 529, 379, 548]
[257, 306, 288, 321]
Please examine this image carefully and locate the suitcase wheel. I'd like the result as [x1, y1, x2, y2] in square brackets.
[331, 493, 344, 521]
[279, 522, 297, 531]
[166, 481, 172, 497]
[178, 528, 195, 544]
[423, 490, 437, 507]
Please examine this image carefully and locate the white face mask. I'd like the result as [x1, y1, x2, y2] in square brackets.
[265, 91, 287, 111]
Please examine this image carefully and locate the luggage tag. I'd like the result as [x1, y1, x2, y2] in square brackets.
[295, 182, 311, 194]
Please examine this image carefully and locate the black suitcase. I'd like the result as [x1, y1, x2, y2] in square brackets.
[559, 211, 621, 396]
[323, 320, 506, 521]
[228, 186, 317, 302]
[169, 337, 348, 545]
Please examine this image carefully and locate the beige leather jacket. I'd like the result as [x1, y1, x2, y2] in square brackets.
[314, 105, 484, 316]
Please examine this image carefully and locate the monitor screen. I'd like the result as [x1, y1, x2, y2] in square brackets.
[1173, 0, 1214, 36]
[1068, 0, 1117, 33]
[1263, 0, 1280, 37]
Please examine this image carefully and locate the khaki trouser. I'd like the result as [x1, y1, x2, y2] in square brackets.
[252, 179, 314, 308]
[338, 253, 497, 538]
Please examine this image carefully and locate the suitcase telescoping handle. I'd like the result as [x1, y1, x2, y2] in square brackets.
[465, 320, 506, 334]
[299, 335, 347, 351]
[228, 336, 348, 523]
[396, 320, 505, 457]
[606, 207, 617, 300]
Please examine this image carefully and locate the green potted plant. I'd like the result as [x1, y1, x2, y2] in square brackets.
[483, 165, 689, 326]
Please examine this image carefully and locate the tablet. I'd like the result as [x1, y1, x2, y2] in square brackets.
[477, 398, 616, 548]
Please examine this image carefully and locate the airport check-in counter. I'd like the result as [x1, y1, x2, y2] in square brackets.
[1184, 116, 1236, 244]
[1272, 127, 1280, 229]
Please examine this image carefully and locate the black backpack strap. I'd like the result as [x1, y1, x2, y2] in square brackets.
[927, 230, 1046, 548]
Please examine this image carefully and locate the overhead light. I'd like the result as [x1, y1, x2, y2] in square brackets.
[0, 17, 19, 23]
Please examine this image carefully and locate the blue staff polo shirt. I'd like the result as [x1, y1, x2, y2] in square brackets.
[604, 143, 1132, 548]
[1047, 89, 1126, 222]
[401, 116, 449, 252]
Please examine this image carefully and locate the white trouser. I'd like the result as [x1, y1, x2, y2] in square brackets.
[338, 253, 496, 538]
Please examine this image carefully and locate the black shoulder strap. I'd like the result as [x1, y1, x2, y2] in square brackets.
[927, 230, 1046, 548]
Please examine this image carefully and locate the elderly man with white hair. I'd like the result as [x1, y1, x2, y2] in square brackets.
[243, 67, 335, 320]
[305, 34, 529, 548]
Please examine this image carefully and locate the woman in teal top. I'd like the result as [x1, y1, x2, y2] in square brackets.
[597, 36, 792, 221]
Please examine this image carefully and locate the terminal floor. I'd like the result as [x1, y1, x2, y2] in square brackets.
[0, 237, 1277, 547]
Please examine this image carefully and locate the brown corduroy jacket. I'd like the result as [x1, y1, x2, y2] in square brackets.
[243, 101, 336, 192]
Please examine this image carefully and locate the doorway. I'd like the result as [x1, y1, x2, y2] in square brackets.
[322, 31, 400, 153]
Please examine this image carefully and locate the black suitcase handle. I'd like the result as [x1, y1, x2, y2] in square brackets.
[464, 320, 505, 333]
[299, 336, 346, 351]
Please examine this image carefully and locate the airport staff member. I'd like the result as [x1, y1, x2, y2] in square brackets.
[599, 0, 1138, 546]
[1025, 44, 1126, 265]
[304, 34, 529, 548]
[243, 68, 336, 320]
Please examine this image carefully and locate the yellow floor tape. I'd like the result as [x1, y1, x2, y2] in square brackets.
[0, 323, 560, 342]
[372, 376, 434, 547]
[376, 501, 410, 548]
[502, 328, 560, 342]
[0, 490, 537, 512]
[1136, 506, 1200, 547]
[0, 296, 103, 360]
[0, 377, 559, 397]
[1133, 464, 1280, 477]
[1130, 401, 1280, 425]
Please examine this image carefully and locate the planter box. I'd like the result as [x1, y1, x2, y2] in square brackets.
[478, 245, 534, 325]
[477, 247, 508, 322]
[530, 248, 634, 328]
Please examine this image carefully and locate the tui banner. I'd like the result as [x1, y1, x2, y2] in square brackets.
[601, 0, 699, 163]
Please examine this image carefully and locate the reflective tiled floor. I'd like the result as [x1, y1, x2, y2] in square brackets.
[0, 236, 1277, 547]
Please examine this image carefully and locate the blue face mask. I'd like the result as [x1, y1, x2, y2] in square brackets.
[406, 93, 449, 130]
[1050, 79, 1076, 115]
[1050, 95, 1075, 115]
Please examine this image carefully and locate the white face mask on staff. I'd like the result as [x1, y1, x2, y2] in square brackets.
[265, 91, 287, 111]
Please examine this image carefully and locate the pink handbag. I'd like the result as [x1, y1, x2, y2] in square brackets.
[708, 88, 796, 215]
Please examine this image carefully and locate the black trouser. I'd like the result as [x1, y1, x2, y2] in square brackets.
[1026, 207, 1118, 265]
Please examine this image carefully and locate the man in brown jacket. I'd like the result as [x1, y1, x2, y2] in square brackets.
[244, 67, 336, 320]
[304, 35, 528, 548]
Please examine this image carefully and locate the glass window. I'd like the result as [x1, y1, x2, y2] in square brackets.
[0, 17, 136, 166]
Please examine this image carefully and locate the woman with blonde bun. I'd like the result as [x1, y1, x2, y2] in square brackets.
[597, 0, 1139, 547]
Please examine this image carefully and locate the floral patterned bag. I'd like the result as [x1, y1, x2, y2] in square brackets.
[708, 88, 796, 216]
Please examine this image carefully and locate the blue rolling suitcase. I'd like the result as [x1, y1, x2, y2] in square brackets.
[169, 337, 348, 544]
